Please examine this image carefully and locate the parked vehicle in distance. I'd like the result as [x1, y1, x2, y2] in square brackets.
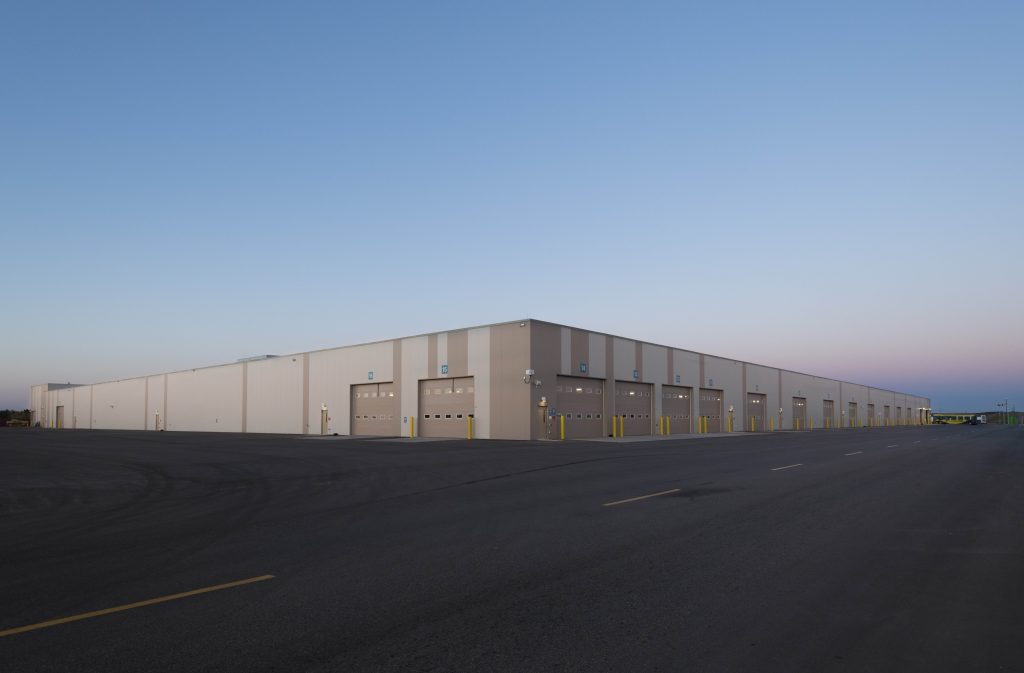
[933, 413, 986, 425]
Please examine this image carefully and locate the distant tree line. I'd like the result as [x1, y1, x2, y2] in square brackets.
[0, 409, 31, 426]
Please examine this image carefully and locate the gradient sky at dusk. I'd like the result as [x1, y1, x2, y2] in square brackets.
[2, 1, 1021, 413]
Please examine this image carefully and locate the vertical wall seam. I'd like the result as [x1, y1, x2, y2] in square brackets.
[302, 353, 310, 435]
[741, 363, 747, 428]
[241, 362, 248, 433]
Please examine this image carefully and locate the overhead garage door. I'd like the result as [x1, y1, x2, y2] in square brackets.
[848, 402, 858, 428]
[615, 381, 652, 436]
[867, 403, 875, 427]
[746, 393, 766, 431]
[884, 405, 891, 426]
[662, 385, 692, 434]
[896, 406, 903, 425]
[419, 377, 475, 438]
[823, 400, 835, 429]
[556, 376, 604, 439]
[351, 382, 400, 436]
[792, 397, 807, 430]
[699, 388, 723, 433]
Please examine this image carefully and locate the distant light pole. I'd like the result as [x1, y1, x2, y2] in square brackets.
[997, 400, 1008, 424]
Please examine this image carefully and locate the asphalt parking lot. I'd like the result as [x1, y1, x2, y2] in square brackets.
[2, 425, 1022, 672]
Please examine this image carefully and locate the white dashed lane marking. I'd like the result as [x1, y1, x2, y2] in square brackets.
[845, 451, 863, 456]
[603, 488, 681, 507]
[771, 464, 803, 471]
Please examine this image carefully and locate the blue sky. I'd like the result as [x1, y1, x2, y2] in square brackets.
[2, 1, 1021, 412]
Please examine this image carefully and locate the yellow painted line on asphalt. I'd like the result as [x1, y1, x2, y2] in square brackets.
[771, 463, 803, 471]
[603, 488, 680, 507]
[0, 575, 274, 638]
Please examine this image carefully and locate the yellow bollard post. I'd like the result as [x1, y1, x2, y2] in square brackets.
[770, 417, 774, 432]
[796, 418, 800, 431]
[410, 416, 415, 438]
[560, 414, 565, 441]
[468, 416, 473, 440]
[727, 414, 732, 433]
[667, 417, 671, 435]
[751, 417, 755, 432]
[620, 415, 626, 438]
[810, 417, 813, 431]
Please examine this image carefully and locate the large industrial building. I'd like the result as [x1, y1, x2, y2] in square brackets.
[31, 319, 931, 440]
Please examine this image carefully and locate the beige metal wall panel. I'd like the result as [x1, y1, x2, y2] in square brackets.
[745, 364, 779, 430]
[587, 333, 607, 379]
[529, 321, 565, 440]
[30, 385, 43, 426]
[308, 341, 394, 435]
[560, 327, 571, 375]
[698, 388, 724, 432]
[801, 376, 841, 429]
[491, 322, 531, 440]
[351, 382, 400, 436]
[866, 389, 880, 426]
[446, 330, 469, 378]
[52, 387, 75, 428]
[614, 381, 652, 435]
[746, 392, 767, 431]
[166, 365, 243, 432]
[780, 371, 829, 429]
[145, 375, 165, 430]
[419, 377, 475, 437]
[642, 345, 668, 420]
[435, 332, 448, 378]
[570, 329, 589, 377]
[73, 385, 91, 429]
[792, 397, 808, 429]
[671, 350, 700, 391]
[246, 356, 303, 434]
[642, 344, 668, 384]
[662, 385, 692, 433]
[841, 383, 869, 426]
[92, 378, 147, 430]
[612, 338, 637, 382]
[401, 336, 430, 436]
[467, 327, 491, 439]
[556, 376, 604, 439]
[848, 401, 860, 427]
[702, 357, 742, 427]
[40, 386, 52, 428]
